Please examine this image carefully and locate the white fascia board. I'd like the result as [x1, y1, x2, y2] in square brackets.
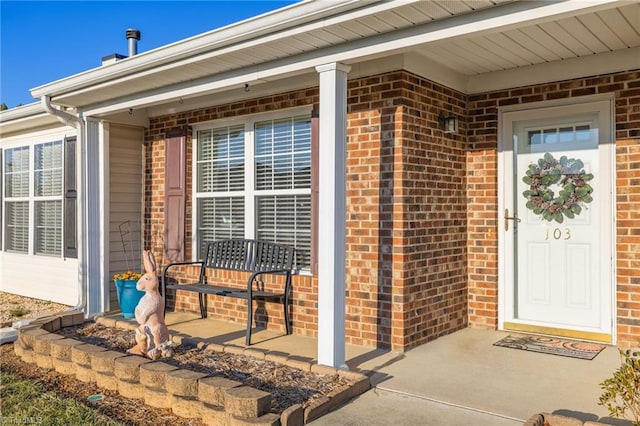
[53, 0, 410, 101]
[91, 53, 411, 118]
[144, 54, 410, 118]
[41, 0, 419, 105]
[243, 0, 628, 78]
[146, 73, 320, 117]
[83, 68, 263, 116]
[0, 125, 75, 147]
[0, 103, 69, 136]
[0, 102, 44, 121]
[81, 0, 625, 116]
[466, 47, 640, 94]
[30, 0, 389, 100]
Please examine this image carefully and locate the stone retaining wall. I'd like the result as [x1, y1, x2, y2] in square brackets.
[14, 312, 371, 426]
[523, 413, 610, 426]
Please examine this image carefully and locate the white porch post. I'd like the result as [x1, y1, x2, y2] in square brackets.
[315, 62, 350, 368]
[84, 119, 104, 317]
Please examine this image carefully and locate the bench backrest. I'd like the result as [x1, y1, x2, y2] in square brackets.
[204, 239, 294, 273]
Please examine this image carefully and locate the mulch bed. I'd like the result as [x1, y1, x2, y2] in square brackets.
[56, 322, 353, 414]
[0, 291, 70, 327]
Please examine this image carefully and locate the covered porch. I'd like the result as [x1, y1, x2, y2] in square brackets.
[103, 311, 626, 425]
[25, 0, 639, 370]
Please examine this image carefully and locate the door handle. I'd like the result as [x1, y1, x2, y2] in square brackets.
[504, 208, 521, 231]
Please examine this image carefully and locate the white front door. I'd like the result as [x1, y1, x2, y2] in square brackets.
[500, 99, 614, 342]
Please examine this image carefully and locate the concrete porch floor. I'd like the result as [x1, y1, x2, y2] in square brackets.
[108, 312, 632, 425]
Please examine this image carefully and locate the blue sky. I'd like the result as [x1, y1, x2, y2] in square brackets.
[0, 1, 297, 109]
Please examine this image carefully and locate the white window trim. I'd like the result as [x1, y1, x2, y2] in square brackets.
[497, 94, 616, 341]
[191, 106, 312, 262]
[2, 139, 64, 256]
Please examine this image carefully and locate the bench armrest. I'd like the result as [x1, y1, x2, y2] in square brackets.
[161, 261, 206, 292]
[247, 269, 292, 294]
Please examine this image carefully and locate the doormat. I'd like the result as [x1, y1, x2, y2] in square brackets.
[493, 334, 606, 360]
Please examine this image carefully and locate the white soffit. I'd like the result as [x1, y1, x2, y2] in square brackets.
[416, 1, 640, 76]
[32, 0, 513, 108]
[36, 0, 638, 112]
[466, 46, 640, 93]
[0, 103, 68, 136]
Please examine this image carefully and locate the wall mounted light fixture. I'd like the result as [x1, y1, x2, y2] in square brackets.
[438, 112, 458, 134]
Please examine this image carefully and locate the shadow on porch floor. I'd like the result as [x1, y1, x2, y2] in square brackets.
[105, 311, 403, 379]
[104, 311, 632, 426]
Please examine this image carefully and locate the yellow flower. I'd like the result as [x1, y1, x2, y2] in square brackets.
[113, 271, 143, 281]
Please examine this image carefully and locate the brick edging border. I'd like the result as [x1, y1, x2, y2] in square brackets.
[14, 312, 371, 426]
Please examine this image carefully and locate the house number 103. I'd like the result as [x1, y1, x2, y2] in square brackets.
[545, 228, 571, 240]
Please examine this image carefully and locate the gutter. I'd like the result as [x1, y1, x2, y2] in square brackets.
[40, 96, 87, 315]
[29, 0, 380, 101]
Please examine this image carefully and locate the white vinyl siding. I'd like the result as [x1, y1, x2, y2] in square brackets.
[194, 112, 311, 268]
[0, 126, 79, 306]
[107, 125, 144, 311]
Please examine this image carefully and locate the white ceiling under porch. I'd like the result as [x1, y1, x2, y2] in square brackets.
[29, 0, 639, 118]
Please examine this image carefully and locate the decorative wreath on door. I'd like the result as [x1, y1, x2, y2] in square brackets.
[522, 152, 594, 223]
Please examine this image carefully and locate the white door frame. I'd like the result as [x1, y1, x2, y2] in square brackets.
[497, 94, 616, 342]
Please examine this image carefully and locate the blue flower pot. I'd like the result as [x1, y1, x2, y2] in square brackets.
[114, 279, 144, 319]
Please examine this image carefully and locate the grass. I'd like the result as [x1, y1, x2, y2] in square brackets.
[0, 372, 123, 426]
[8, 306, 30, 318]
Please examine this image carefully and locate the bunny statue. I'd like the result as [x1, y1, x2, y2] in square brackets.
[127, 250, 174, 359]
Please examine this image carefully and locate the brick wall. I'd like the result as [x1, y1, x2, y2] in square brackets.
[143, 68, 638, 351]
[145, 91, 320, 337]
[344, 72, 468, 350]
[616, 138, 640, 348]
[396, 73, 468, 348]
[144, 72, 469, 351]
[467, 70, 640, 348]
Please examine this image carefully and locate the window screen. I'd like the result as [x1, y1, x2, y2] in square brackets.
[255, 116, 311, 268]
[4, 146, 30, 252]
[34, 141, 63, 256]
[195, 114, 312, 268]
[196, 125, 246, 257]
[3, 140, 65, 256]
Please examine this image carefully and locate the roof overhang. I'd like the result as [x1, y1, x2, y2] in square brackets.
[26, 0, 639, 119]
[0, 103, 73, 137]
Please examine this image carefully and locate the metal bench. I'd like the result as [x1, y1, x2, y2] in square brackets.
[161, 239, 294, 345]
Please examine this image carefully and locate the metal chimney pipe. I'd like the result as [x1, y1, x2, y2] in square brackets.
[126, 29, 141, 56]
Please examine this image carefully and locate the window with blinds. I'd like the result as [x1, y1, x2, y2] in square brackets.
[195, 114, 312, 269]
[2, 140, 64, 256]
[196, 125, 246, 257]
[34, 141, 63, 256]
[255, 117, 311, 268]
[4, 146, 30, 253]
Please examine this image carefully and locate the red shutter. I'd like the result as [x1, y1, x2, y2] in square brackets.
[164, 129, 186, 262]
[310, 111, 319, 275]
